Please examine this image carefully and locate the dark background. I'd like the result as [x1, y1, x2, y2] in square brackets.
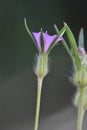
[0, 0, 87, 129]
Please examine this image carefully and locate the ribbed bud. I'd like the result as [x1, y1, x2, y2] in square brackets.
[73, 67, 87, 88]
[35, 54, 48, 79]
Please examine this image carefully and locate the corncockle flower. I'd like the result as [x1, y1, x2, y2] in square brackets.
[24, 18, 66, 130]
[61, 24, 87, 130]
[32, 31, 62, 79]
[32, 32, 62, 53]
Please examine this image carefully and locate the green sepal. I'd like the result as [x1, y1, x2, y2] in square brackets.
[65, 23, 81, 70]
[40, 28, 44, 53]
[78, 28, 84, 48]
[54, 24, 74, 61]
[24, 18, 39, 51]
[47, 25, 66, 54]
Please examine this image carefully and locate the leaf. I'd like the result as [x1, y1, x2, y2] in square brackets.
[24, 18, 36, 45]
[65, 23, 81, 69]
[40, 28, 44, 53]
[54, 24, 74, 61]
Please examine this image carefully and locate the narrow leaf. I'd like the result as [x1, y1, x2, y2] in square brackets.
[54, 24, 74, 61]
[24, 18, 36, 45]
[40, 28, 44, 53]
[65, 23, 81, 69]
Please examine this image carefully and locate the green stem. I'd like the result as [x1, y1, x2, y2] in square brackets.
[77, 88, 85, 130]
[34, 78, 43, 130]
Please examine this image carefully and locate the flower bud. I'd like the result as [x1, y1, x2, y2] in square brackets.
[35, 54, 48, 79]
[73, 67, 87, 88]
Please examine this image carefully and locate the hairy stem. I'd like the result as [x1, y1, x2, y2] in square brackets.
[34, 78, 43, 130]
[77, 88, 85, 130]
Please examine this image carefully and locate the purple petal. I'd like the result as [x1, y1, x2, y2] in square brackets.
[43, 33, 56, 53]
[43, 33, 63, 53]
[32, 32, 63, 53]
[78, 47, 85, 54]
[32, 32, 41, 51]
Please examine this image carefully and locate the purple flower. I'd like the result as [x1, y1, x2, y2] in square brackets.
[78, 47, 86, 54]
[32, 32, 62, 53]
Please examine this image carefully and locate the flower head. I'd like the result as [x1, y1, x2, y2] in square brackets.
[24, 18, 65, 79]
[31, 31, 62, 78]
[32, 32, 62, 53]
[24, 18, 66, 55]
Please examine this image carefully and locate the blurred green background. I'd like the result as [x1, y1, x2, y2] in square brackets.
[0, 0, 87, 129]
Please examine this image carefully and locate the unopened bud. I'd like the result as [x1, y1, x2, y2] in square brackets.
[73, 67, 87, 88]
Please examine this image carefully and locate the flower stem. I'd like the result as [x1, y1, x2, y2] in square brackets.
[34, 77, 43, 130]
[77, 88, 85, 130]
